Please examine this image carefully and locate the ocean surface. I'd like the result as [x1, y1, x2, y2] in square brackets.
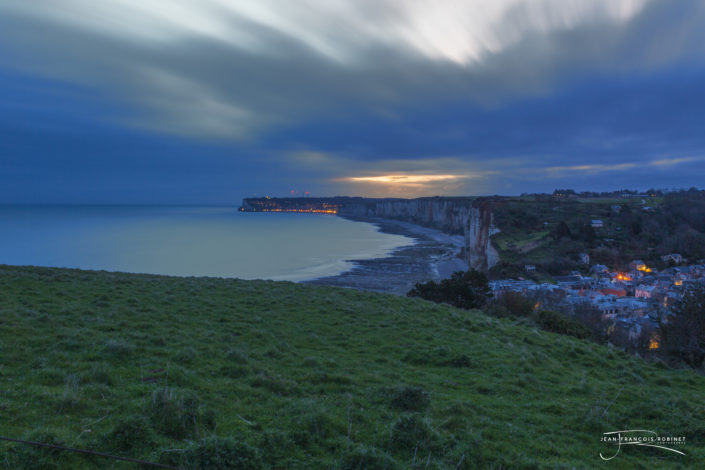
[0, 206, 413, 281]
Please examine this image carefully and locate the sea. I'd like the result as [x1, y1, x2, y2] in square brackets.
[0, 205, 413, 281]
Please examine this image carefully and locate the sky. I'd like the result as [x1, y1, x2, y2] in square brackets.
[2, 0, 705, 203]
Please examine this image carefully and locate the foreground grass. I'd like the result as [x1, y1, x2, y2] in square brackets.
[0, 265, 703, 469]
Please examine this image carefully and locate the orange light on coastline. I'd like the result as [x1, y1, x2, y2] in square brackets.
[258, 208, 338, 214]
[615, 273, 632, 281]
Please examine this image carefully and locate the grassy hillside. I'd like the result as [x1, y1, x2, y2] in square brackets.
[0, 265, 703, 469]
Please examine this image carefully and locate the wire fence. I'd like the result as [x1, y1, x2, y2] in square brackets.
[0, 435, 185, 470]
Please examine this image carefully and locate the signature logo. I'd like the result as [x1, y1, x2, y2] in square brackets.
[600, 430, 686, 460]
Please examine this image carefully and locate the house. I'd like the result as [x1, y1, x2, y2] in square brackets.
[635, 285, 656, 299]
[578, 253, 590, 264]
[489, 279, 537, 295]
[524, 264, 536, 273]
[600, 287, 627, 297]
[615, 298, 648, 317]
[661, 253, 683, 264]
[591, 264, 609, 274]
[554, 275, 582, 289]
[629, 260, 648, 271]
[591, 220, 604, 228]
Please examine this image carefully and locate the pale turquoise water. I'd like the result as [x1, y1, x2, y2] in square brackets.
[0, 206, 412, 281]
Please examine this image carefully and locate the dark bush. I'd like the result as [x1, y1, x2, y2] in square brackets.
[492, 291, 535, 317]
[390, 387, 430, 412]
[550, 221, 572, 240]
[482, 303, 511, 318]
[659, 286, 705, 367]
[573, 301, 609, 343]
[535, 310, 591, 339]
[407, 269, 491, 309]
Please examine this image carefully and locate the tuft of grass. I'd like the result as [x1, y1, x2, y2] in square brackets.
[389, 414, 440, 454]
[81, 363, 113, 386]
[102, 339, 134, 359]
[148, 387, 208, 439]
[160, 436, 264, 470]
[338, 445, 399, 470]
[173, 346, 198, 364]
[101, 415, 155, 453]
[56, 374, 82, 412]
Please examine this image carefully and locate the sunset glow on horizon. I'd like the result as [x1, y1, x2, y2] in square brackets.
[341, 174, 464, 185]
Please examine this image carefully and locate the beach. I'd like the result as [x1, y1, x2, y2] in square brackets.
[305, 216, 468, 295]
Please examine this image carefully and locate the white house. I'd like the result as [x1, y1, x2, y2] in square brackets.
[635, 285, 656, 299]
[661, 253, 683, 264]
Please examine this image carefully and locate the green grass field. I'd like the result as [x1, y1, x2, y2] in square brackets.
[0, 265, 702, 469]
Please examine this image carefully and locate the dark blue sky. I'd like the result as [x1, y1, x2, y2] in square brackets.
[2, 0, 705, 203]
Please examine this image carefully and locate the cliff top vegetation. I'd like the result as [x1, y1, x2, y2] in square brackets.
[490, 188, 705, 278]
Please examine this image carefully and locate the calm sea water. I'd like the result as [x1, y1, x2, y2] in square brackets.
[0, 206, 412, 281]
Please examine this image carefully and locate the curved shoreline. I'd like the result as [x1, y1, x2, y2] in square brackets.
[303, 216, 467, 295]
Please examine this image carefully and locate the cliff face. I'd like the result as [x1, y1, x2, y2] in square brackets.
[240, 197, 499, 271]
[337, 198, 471, 235]
[464, 200, 500, 271]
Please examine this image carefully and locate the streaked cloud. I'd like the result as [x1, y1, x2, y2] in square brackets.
[649, 156, 705, 167]
[2, 0, 705, 202]
[0, 0, 652, 139]
[544, 162, 637, 177]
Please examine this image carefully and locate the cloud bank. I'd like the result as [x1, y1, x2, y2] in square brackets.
[1, 0, 653, 138]
[2, 0, 705, 201]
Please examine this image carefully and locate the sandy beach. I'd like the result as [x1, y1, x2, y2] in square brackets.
[304, 216, 468, 295]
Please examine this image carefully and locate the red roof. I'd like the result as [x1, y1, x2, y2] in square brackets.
[600, 288, 627, 297]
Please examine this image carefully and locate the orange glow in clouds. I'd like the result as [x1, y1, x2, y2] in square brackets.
[335, 172, 477, 197]
[343, 174, 462, 184]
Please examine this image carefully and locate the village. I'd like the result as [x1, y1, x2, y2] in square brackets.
[489, 254, 705, 349]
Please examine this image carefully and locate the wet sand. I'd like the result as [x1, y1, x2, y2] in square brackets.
[304, 216, 467, 295]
